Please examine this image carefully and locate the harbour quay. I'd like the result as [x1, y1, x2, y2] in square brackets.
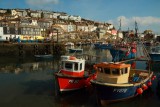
[0, 42, 66, 57]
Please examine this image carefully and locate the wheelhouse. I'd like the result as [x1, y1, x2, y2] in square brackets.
[60, 56, 85, 76]
[95, 62, 131, 84]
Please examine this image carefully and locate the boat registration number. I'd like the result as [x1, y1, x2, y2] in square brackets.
[69, 80, 79, 84]
[113, 89, 127, 93]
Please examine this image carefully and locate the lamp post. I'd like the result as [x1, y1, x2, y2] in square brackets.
[53, 28, 59, 43]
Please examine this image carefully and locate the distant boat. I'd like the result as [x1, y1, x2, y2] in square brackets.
[149, 46, 160, 61]
[109, 42, 137, 62]
[54, 55, 97, 92]
[34, 54, 53, 59]
[65, 42, 74, 46]
[68, 45, 83, 53]
[93, 42, 112, 49]
[68, 48, 83, 53]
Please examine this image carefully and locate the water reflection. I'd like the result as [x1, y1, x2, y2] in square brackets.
[0, 46, 160, 107]
[0, 57, 60, 74]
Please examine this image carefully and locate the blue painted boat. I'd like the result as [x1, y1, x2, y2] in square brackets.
[34, 54, 53, 59]
[99, 43, 112, 49]
[68, 48, 83, 53]
[94, 42, 112, 49]
[94, 42, 101, 48]
[110, 47, 136, 62]
[149, 46, 160, 61]
[90, 62, 154, 103]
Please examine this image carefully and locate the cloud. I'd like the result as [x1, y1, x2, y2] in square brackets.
[108, 16, 160, 33]
[26, 0, 59, 7]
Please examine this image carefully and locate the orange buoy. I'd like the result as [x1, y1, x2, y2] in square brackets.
[147, 81, 152, 86]
[142, 84, 148, 90]
[152, 75, 156, 80]
[126, 51, 130, 56]
[151, 77, 155, 81]
[151, 75, 156, 81]
[137, 88, 143, 94]
[132, 49, 136, 53]
[69, 56, 76, 60]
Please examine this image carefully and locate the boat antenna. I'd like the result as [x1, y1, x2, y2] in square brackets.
[118, 19, 122, 31]
[135, 21, 138, 38]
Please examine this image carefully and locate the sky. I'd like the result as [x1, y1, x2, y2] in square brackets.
[0, 0, 160, 34]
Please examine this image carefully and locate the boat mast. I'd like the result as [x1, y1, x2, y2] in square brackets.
[119, 19, 122, 31]
[135, 21, 138, 38]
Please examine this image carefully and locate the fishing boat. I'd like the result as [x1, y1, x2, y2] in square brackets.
[90, 40, 156, 104]
[54, 55, 97, 92]
[110, 42, 137, 61]
[68, 48, 83, 53]
[99, 43, 112, 49]
[149, 45, 160, 61]
[93, 41, 112, 49]
[90, 61, 155, 103]
[34, 54, 53, 59]
[68, 45, 83, 53]
[65, 42, 74, 46]
[109, 20, 137, 62]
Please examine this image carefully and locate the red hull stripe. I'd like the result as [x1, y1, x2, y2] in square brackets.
[61, 70, 84, 76]
[58, 77, 86, 91]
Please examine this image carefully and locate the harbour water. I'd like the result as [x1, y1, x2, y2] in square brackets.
[0, 46, 160, 107]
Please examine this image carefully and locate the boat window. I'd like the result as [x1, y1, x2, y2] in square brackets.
[80, 63, 82, 70]
[61, 62, 64, 69]
[121, 68, 128, 74]
[104, 68, 110, 74]
[65, 63, 72, 69]
[112, 69, 120, 75]
[74, 63, 78, 71]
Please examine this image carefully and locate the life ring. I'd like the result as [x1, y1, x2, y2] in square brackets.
[45, 45, 49, 49]
[34, 44, 38, 48]
[19, 50, 24, 56]
[34, 50, 39, 55]
[19, 45, 23, 50]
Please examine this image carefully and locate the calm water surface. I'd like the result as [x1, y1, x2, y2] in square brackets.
[0, 46, 160, 107]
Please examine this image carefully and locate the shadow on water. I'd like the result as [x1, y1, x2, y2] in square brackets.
[21, 79, 55, 96]
[54, 88, 98, 107]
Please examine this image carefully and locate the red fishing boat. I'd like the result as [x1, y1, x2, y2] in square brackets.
[54, 55, 97, 92]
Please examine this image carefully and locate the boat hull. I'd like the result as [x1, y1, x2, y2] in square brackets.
[55, 73, 96, 92]
[34, 54, 53, 59]
[91, 80, 151, 102]
[149, 54, 160, 61]
[110, 49, 136, 61]
[68, 49, 83, 53]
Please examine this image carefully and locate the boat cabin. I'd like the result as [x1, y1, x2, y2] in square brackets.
[60, 56, 85, 76]
[95, 62, 131, 84]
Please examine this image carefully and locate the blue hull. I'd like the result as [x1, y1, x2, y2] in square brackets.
[99, 44, 112, 49]
[69, 49, 83, 53]
[110, 49, 136, 61]
[149, 54, 160, 61]
[94, 43, 112, 49]
[91, 81, 150, 102]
